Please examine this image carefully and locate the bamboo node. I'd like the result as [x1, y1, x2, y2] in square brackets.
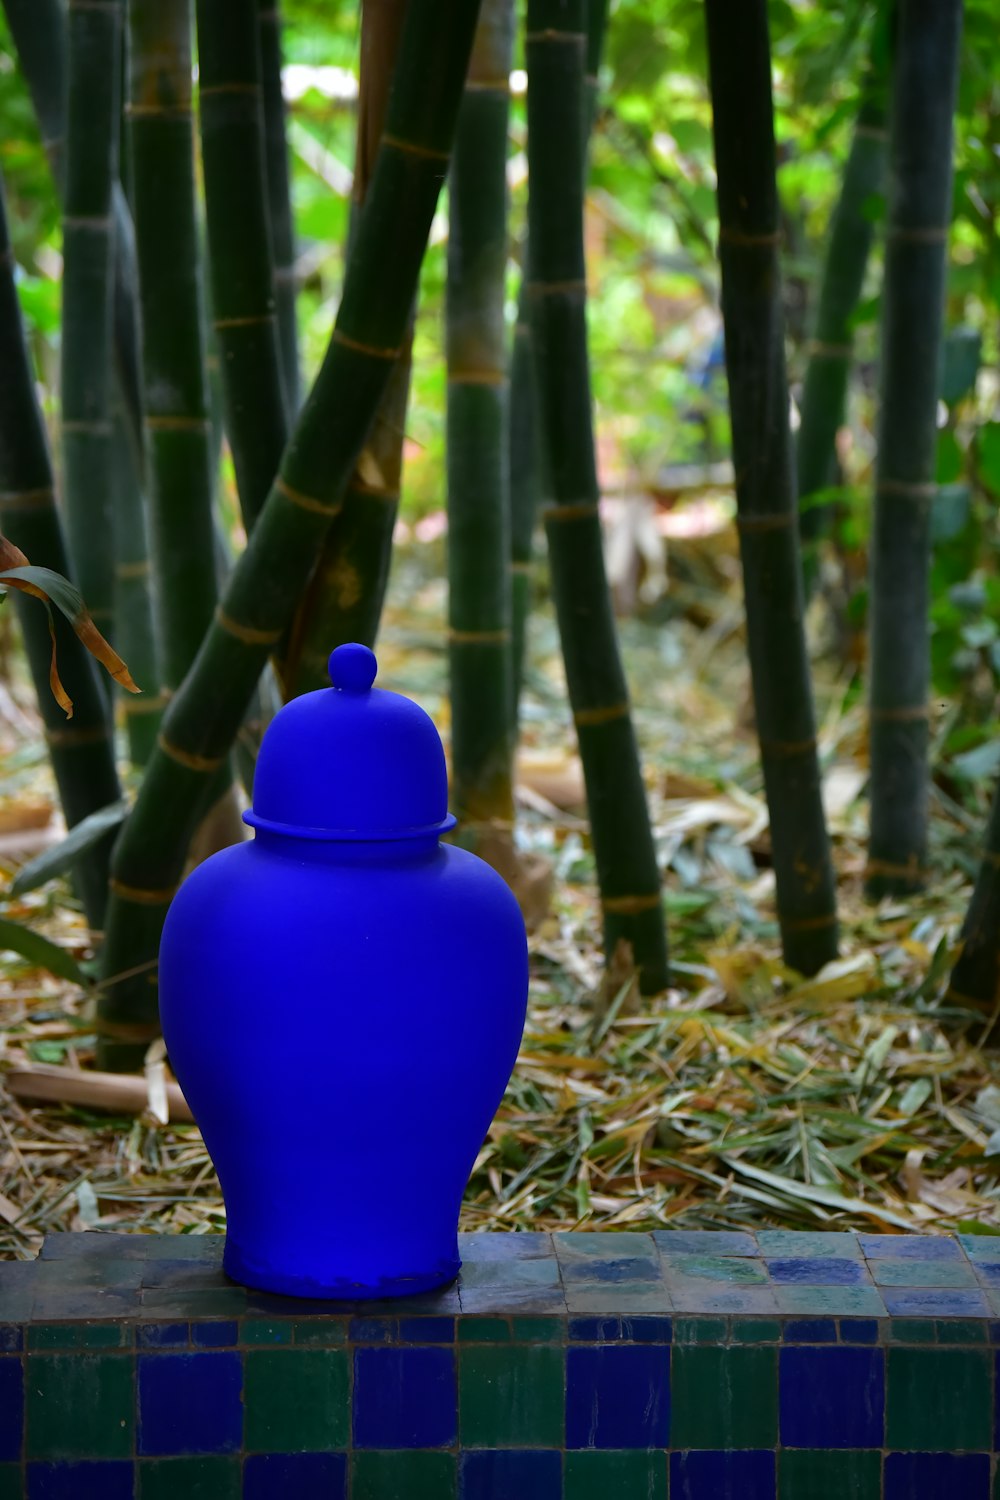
[350, 477, 399, 502]
[447, 370, 507, 387]
[464, 78, 512, 94]
[108, 878, 178, 907]
[876, 478, 937, 501]
[0, 487, 56, 512]
[602, 893, 662, 915]
[542, 503, 600, 524]
[806, 339, 852, 358]
[62, 419, 113, 436]
[509, 561, 533, 576]
[213, 313, 276, 330]
[45, 724, 112, 748]
[887, 225, 948, 244]
[157, 734, 225, 774]
[448, 629, 510, 645]
[273, 266, 298, 286]
[864, 858, 928, 881]
[116, 560, 150, 580]
[200, 83, 260, 98]
[125, 103, 191, 121]
[332, 328, 400, 361]
[525, 29, 586, 44]
[527, 278, 587, 296]
[381, 133, 450, 164]
[123, 693, 169, 716]
[63, 214, 112, 231]
[855, 123, 889, 141]
[144, 415, 210, 433]
[759, 736, 817, 757]
[91, 1017, 163, 1040]
[718, 228, 781, 247]
[736, 512, 793, 533]
[783, 912, 838, 933]
[215, 606, 283, 647]
[870, 704, 930, 723]
[275, 474, 339, 517]
[574, 702, 630, 728]
[944, 985, 990, 1010]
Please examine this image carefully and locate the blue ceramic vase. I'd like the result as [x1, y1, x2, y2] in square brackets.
[158, 644, 528, 1298]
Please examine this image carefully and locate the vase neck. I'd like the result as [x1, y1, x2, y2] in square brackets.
[252, 828, 443, 865]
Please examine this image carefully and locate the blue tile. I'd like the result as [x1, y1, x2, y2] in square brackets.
[459, 1450, 561, 1500]
[138, 1351, 243, 1455]
[880, 1288, 989, 1318]
[349, 1318, 394, 1344]
[561, 1258, 660, 1284]
[137, 1324, 188, 1350]
[0, 1356, 23, 1461]
[840, 1320, 880, 1344]
[669, 1450, 775, 1500]
[990, 1322, 1000, 1344]
[568, 1316, 672, 1343]
[27, 1461, 135, 1500]
[398, 1318, 455, 1344]
[653, 1231, 757, 1257]
[244, 1452, 347, 1499]
[780, 1346, 884, 1447]
[569, 1318, 620, 1342]
[859, 1234, 960, 1261]
[0, 1327, 22, 1352]
[624, 1317, 673, 1343]
[353, 1347, 456, 1448]
[884, 1452, 989, 1500]
[191, 1321, 238, 1348]
[566, 1344, 669, 1448]
[767, 1258, 867, 1286]
[973, 1261, 1000, 1285]
[782, 1319, 837, 1343]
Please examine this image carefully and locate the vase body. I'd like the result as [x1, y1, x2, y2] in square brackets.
[157, 645, 529, 1298]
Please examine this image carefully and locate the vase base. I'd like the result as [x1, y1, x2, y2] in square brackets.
[223, 1240, 461, 1301]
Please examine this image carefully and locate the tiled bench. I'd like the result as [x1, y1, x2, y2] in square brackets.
[1, 1228, 999, 1497]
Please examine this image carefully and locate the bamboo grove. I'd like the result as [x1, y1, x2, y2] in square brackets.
[2, 0, 1000, 1074]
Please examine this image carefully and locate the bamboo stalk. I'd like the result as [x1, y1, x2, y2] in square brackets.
[258, 0, 299, 414]
[61, 0, 121, 639]
[5, 1063, 193, 1123]
[111, 408, 161, 766]
[948, 788, 1000, 1015]
[0, 174, 122, 928]
[866, 0, 962, 898]
[126, 0, 219, 691]
[705, 0, 838, 975]
[798, 15, 891, 584]
[526, 0, 668, 993]
[447, 0, 515, 830]
[97, 0, 485, 1070]
[278, 0, 413, 696]
[196, 0, 289, 532]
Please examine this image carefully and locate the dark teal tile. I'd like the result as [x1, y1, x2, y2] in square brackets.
[459, 1344, 564, 1446]
[139, 1456, 241, 1500]
[240, 1320, 292, 1345]
[886, 1347, 992, 1450]
[245, 1348, 349, 1451]
[887, 1318, 937, 1343]
[458, 1318, 510, 1343]
[511, 1318, 563, 1342]
[0, 1464, 20, 1500]
[671, 1344, 777, 1447]
[673, 1317, 728, 1344]
[779, 1449, 881, 1499]
[351, 1449, 455, 1499]
[935, 1319, 987, 1343]
[28, 1323, 130, 1350]
[732, 1318, 782, 1343]
[565, 1450, 667, 1498]
[26, 1353, 134, 1459]
[292, 1320, 347, 1346]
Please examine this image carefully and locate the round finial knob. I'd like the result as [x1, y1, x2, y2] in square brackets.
[329, 643, 377, 694]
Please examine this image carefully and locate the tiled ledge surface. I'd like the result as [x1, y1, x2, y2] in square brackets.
[0, 1229, 999, 1498]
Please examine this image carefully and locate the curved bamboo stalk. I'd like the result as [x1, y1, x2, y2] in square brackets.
[258, 0, 299, 413]
[798, 18, 891, 585]
[127, 0, 218, 691]
[97, 0, 485, 1070]
[447, 0, 515, 830]
[866, 0, 962, 898]
[0, 175, 122, 928]
[196, 0, 289, 532]
[948, 788, 1000, 1016]
[278, 0, 413, 696]
[527, 0, 668, 993]
[705, 0, 839, 974]
[61, 0, 121, 637]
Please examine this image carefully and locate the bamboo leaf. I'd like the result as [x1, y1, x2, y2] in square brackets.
[719, 1154, 915, 1229]
[0, 916, 89, 986]
[0, 561, 140, 698]
[9, 799, 130, 898]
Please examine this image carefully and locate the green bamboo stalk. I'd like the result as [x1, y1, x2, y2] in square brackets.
[798, 15, 891, 583]
[0, 173, 122, 928]
[111, 408, 160, 765]
[61, 0, 121, 639]
[509, 0, 608, 721]
[447, 0, 515, 830]
[258, 0, 299, 413]
[947, 788, 1000, 1014]
[3, 0, 144, 468]
[866, 0, 962, 899]
[97, 0, 485, 1070]
[279, 0, 413, 696]
[526, 0, 668, 993]
[705, 0, 839, 975]
[127, 0, 218, 692]
[196, 0, 288, 532]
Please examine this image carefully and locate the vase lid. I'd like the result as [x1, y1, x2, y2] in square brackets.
[243, 643, 456, 842]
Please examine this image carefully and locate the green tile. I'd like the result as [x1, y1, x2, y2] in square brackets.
[959, 1234, 1000, 1260]
[667, 1255, 768, 1284]
[458, 1318, 510, 1343]
[779, 1450, 881, 1500]
[0, 1466, 21, 1500]
[512, 1317, 563, 1342]
[26, 1352, 134, 1458]
[292, 1319, 347, 1345]
[756, 1231, 861, 1259]
[459, 1344, 564, 1446]
[244, 1348, 349, 1451]
[887, 1318, 937, 1343]
[773, 1286, 885, 1317]
[241, 1319, 292, 1345]
[731, 1318, 781, 1343]
[934, 1319, 987, 1344]
[29, 1322, 130, 1349]
[886, 1347, 992, 1451]
[139, 1457, 241, 1500]
[565, 1451, 667, 1499]
[673, 1317, 727, 1344]
[351, 1451, 456, 1500]
[870, 1259, 976, 1288]
[670, 1344, 777, 1448]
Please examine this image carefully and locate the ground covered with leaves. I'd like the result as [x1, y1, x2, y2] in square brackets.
[0, 524, 998, 1258]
